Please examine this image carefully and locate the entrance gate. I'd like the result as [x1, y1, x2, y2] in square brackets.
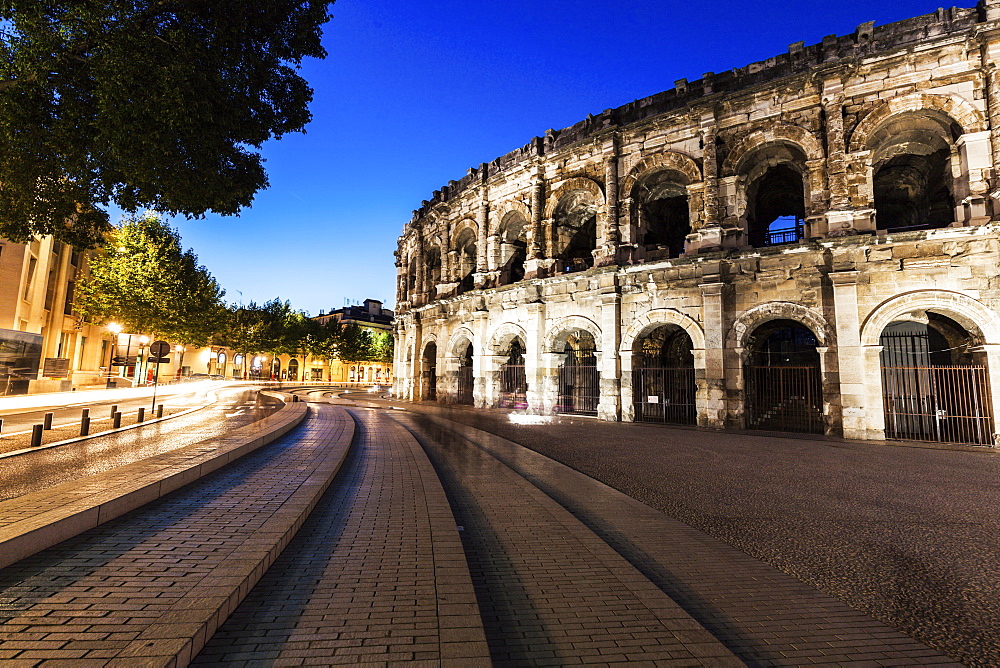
[557, 349, 598, 416]
[633, 325, 696, 425]
[456, 343, 474, 405]
[880, 321, 994, 445]
[744, 321, 824, 434]
[498, 340, 527, 409]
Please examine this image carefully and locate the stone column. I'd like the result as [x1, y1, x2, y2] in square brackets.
[957, 131, 993, 225]
[476, 199, 489, 272]
[594, 145, 620, 267]
[699, 278, 726, 428]
[524, 302, 546, 413]
[525, 171, 553, 278]
[824, 87, 849, 210]
[472, 310, 489, 407]
[830, 271, 865, 438]
[414, 234, 426, 303]
[597, 292, 621, 421]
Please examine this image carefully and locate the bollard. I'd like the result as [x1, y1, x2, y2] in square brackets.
[110, 404, 118, 419]
[137, 407, 145, 423]
[113, 412, 122, 429]
[43, 412, 53, 430]
[81, 408, 90, 420]
[80, 416, 90, 437]
[156, 404, 164, 418]
[31, 424, 43, 447]
[0, 418, 3, 436]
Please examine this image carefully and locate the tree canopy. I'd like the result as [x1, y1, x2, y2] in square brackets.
[74, 212, 227, 346]
[0, 0, 331, 247]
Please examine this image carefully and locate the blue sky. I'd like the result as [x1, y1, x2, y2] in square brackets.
[153, 0, 966, 315]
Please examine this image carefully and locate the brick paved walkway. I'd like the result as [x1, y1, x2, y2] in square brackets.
[391, 411, 741, 666]
[194, 407, 489, 666]
[403, 410, 955, 666]
[0, 403, 352, 665]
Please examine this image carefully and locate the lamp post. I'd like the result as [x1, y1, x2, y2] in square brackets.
[175, 345, 185, 381]
[138, 335, 150, 385]
[105, 322, 122, 388]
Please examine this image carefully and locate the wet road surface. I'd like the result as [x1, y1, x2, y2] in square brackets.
[0, 385, 279, 501]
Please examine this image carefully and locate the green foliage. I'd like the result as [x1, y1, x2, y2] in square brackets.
[74, 212, 227, 345]
[0, 0, 331, 246]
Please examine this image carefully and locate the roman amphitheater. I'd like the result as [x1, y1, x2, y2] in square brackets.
[393, 1, 1000, 446]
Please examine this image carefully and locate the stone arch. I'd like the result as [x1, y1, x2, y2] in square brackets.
[620, 308, 706, 353]
[544, 176, 605, 219]
[860, 290, 1000, 347]
[487, 322, 529, 354]
[728, 302, 833, 350]
[450, 218, 478, 249]
[446, 327, 476, 358]
[722, 124, 824, 176]
[543, 315, 602, 353]
[492, 200, 531, 237]
[849, 93, 986, 154]
[619, 152, 702, 201]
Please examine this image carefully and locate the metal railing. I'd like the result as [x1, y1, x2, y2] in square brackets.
[744, 364, 824, 434]
[633, 366, 696, 425]
[456, 365, 474, 405]
[498, 363, 528, 409]
[556, 357, 599, 416]
[882, 364, 994, 445]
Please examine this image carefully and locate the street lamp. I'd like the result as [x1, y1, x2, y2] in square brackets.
[138, 335, 150, 385]
[106, 322, 122, 388]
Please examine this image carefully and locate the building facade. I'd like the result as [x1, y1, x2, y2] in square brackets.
[394, 1, 1000, 446]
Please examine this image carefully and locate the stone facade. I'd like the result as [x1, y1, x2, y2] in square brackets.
[394, 1, 1000, 445]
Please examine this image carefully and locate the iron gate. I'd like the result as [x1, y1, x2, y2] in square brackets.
[556, 352, 598, 415]
[499, 363, 527, 409]
[881, 365, 994, 445]
[744, 364, 824, 434]
[456, 365, 474, 405]
[633, 367, 696, 425]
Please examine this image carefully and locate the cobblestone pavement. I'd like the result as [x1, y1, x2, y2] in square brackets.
[386, 400, 996, 666]
[194, 407, 489, 666]
[0, 386, 279, 501]
[0, 403, 351, 664]
[390, 411, 741, 666]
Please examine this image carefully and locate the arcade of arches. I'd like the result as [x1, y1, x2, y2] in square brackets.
[395, 4, 1000, 446]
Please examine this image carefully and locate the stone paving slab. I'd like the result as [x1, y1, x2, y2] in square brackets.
[411, 411, 958, 666]
[194, 407, 490, 666]
[392, 411, 742, 667]
[0, 402, 354, 666]
[0, 392, 304, 571]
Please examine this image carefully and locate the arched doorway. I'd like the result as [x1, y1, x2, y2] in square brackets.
[556, 329, 598, 416]
[633, 325, 696, 425]
[271, 358, 281, 381]
[422, 342, 437, 401]
[498, 338, 527, 409]
[456, 342, 474, 405]
[880, 314, 993, 444]
[743, 320, 823, 433]
[288, 358, 299, 381]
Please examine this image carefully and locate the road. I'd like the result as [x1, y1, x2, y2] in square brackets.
[0, 384, 280, 501]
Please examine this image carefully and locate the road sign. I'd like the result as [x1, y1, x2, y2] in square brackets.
[148, 356, 170, 364]
[149, 340, 170, 358]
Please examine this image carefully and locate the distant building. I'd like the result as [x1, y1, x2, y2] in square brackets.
[304, 299, 395, 384]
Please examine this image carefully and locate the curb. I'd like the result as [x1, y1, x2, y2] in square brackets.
[0, 391, 307, 571]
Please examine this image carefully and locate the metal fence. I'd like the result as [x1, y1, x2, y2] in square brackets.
[744, 364, 824, 434]
[498, 363, 528, 409]
[881, 364, 994, 445]
[633, 366, 696, 425]
[556, 354, 599, 415]
[456, 365, 474, 405]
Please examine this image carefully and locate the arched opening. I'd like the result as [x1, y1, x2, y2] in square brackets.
[454, 229, 477, 295]
[422, 342, 437, 401]
[456, 341, 474, 405]
[880, 313, 993, 444]
[554, 191, 597, 274]
[743, 319, 823, 433]
[287, 358, 299, 381]
[634, 170, 690, 260]
[498, 338, 527, 409]
[555, 329, 599, 416]
[632, 325, 696, 425]
[868, 112, 958, 232]
[425, 246, 442, 295]
[743, 145, 808, 247]
[498, 212, 528, 286]
[271, 357, 281, 381]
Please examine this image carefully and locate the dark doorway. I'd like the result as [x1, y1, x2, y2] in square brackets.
[743, 320, 823, 434]
[456, 342, 474, 405]
[498, 339, 528, 409]
[747, 164, 806, 247]
[423, 342, 437, 401]
[556, 330, 599, 416]
[633, 325, 696, 425]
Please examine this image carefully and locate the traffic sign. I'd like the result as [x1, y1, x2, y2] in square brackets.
[148, 356, 170, 364]
[149, 340, 171, 358]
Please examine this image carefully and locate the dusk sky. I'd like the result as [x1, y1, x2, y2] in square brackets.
[150, 0, 962, 315]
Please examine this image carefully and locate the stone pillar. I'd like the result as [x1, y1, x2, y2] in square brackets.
[594, 146, 620, 267]
[414, 234, 426, 303]
[476, 199, 489, 272]
[524, 302, 546, 413]
[525, 171, 553, 278]
[861, 344, 886, 439]
[983, 343, 1000, 445]
[597, 292, 621, 421]
[472, 310, 489, 407]
[831, 271, 866, 438]
[824, 87, 850, 210]
[984, 65, 1000, 218]
[957, 131, 993, 225]
[699, 278, 726, 428]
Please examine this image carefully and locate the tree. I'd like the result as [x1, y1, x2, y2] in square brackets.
[0, 1, 331, 247]
[74, 212, 227, 345]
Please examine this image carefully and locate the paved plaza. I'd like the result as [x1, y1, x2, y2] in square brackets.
[0, 387, 992, 664]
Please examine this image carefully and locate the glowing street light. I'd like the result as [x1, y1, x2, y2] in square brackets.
[105, 322, 122, 388]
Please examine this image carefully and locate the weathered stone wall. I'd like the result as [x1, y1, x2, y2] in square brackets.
[394, 1, 1000, 444]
